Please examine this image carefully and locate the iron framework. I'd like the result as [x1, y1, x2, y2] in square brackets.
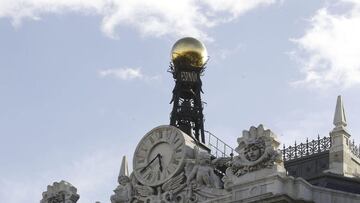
[169, 62, 206, 143]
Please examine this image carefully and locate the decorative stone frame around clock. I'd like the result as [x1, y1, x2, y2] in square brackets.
[132, 125, 197, 187]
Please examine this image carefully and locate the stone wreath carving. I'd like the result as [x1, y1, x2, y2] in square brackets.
[225, 124, 283, 177]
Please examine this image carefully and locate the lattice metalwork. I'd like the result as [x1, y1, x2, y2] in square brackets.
[350, 140, 360, 159]
[205, 130, 235, 158]
[169, 62, 206, 143]
[282, 135, 331, 161]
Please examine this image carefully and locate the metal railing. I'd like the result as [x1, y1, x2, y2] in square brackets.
[205, 130, 235, 158]
[350, 140, 360, 159]
[282, 135, 331, 162]
[204, 130, 360, 162]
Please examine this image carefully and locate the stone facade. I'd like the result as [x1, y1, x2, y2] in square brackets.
[41, 96, 360, 203]
[208, 172, 360, 203]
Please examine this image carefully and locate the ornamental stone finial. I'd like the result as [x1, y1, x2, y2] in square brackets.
[119, 156, 129, 178]
[40, 180, 79, 203]
[333, 95, 347, 130]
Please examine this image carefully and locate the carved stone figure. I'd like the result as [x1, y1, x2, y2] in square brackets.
[177, 148, 229, 202]
[111, 156, 133, 203]
[111, 176, 133, 203]
[186, 151, 221, 189]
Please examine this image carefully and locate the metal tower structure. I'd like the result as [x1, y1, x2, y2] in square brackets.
[169, 37, 207, 144]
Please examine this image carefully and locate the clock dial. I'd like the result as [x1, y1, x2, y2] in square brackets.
[133, 125, 187, 186]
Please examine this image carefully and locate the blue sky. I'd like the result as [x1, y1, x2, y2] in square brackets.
[1, 0, 360, 202]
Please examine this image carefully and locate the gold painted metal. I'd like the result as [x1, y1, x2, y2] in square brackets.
[171, 37, 208, 68]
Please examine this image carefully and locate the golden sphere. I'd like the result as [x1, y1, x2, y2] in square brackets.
[171, 37, 208, 68]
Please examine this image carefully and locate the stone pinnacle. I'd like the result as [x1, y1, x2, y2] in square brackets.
[120, 156, 129, 177]
[333, 95, 347, 129]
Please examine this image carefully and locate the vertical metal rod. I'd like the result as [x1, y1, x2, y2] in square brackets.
[216, 138, 219, 157]
[283, 144, 286, 161]
[306, 138, 309, 156]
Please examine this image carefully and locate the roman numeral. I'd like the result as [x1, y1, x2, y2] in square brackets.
[173, 137, 180, 144]
[175, 148, 182, 154]
[140, 146, 148, 153]
[136, 158, 145, 164]
[165, 131, 174, 142]
[166, 168, 171, 176]
[136, 152, 145, 158]
[144, 172, 153, 180]
[149, 136, 155, 144]
[174, 143, 183, 152]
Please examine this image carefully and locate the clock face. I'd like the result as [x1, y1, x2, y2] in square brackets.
[133, 125, 186, 186]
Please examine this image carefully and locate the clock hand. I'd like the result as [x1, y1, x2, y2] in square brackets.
[158, 154, 163, 172]
[140, 154, 161, 173]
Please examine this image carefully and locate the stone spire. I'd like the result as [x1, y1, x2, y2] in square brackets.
[119, 156, 129, 177]
[333, 95, 347, 130]
[327, 95, 357, 177]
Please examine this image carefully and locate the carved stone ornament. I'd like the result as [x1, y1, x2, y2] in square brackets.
[111, 175, 133, 203]
[127, 147, 228, 203]
[182, 147, 228, 202]
[111, 126, 230, 203]
[111, 156, 134, 203]
[40, 180, 80, 203]
[223, 124, 283, 188]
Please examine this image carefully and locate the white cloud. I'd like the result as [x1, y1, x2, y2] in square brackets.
[0, 0, 278, 39]
[99, 67, 143, 80]
[98, 67, 160, 81]
[292, 0, 360, 89]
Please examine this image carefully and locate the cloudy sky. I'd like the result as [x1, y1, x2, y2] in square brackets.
[1, 0, 360, 202]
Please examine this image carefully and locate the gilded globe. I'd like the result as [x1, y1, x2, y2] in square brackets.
[171, 37, 208, 68]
